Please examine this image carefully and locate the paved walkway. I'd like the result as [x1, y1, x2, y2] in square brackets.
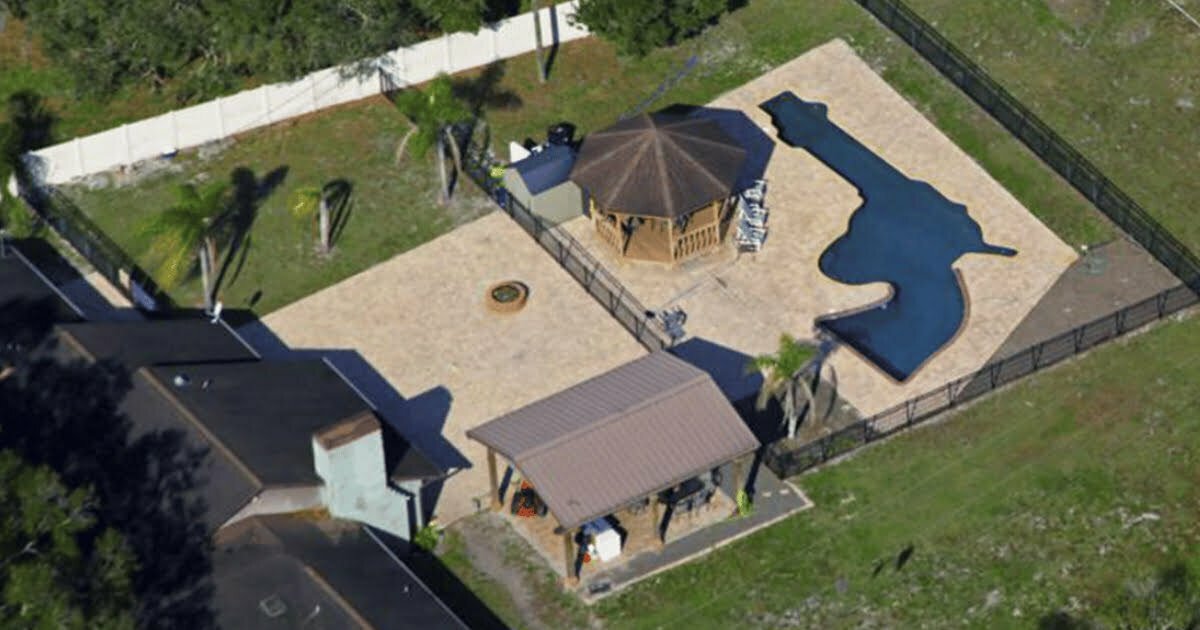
[574, 465, 810, 603]
[251, 212, 646, 526]
[987, 236, 1181, 361]
[560, 38, 1077, 418]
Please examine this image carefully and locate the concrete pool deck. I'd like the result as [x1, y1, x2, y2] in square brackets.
[253, 211, 647, 525]
[560, 38, 1078, 418]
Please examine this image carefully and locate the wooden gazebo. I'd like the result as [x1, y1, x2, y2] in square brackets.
[570, 113, 747, 265]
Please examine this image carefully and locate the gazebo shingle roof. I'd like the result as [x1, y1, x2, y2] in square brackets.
[569, 113, 747, 218]
[467, 352, 759, 530]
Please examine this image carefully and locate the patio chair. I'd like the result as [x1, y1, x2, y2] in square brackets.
[740, 210, 767, 229]
[738, 221, 767, 239]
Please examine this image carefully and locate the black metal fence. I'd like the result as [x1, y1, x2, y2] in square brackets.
[17, 177, 169, 311]
[766, 282, 1197, 476]
[853, 0, 1200, 292]
[762, 0, 1200, 477]
[460, 143, 672, 351]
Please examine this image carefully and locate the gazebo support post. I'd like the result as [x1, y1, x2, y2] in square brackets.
[562, 529, 579, 585]
[487, 448, 501, 511]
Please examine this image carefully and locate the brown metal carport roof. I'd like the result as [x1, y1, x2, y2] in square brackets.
[467, 351, 760, 530]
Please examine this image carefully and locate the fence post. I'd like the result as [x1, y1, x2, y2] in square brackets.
[443, 34, 453, 73]
[73, 137, 85, 177]
[120, 124, 132, 166]
[260, 86, 272, 125]
[308, 74, 319, 112]
[215, 98, 226, 138]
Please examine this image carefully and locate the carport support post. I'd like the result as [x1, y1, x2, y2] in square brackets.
[733, 456, 747, 501]
[651, 497, 664, 549]
[487, 448, 501, 511]
[562, 529, 579, 585]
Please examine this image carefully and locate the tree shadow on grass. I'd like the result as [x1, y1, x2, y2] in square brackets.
[452, 61, 522, 117]
[212, 165, 288, 300]
[0, 316, 216, 628]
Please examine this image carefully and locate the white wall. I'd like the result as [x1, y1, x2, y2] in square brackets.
[27, 2, 589, 186]
[222, 485, 325, 529]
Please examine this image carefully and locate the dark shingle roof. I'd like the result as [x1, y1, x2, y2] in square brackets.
[214, 516, 468, 629]
[121, 373, 261, 532]
[53, 319, 259, 372]
[141, 360, 372, 487]
[468, 351, 759, 529]
[0, 251, 83, 351]
[569, 113, 747, 218]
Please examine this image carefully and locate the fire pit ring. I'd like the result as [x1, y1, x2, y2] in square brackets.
[485, 281, 529, 313]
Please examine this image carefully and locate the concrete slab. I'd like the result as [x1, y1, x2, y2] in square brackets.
[259, 211, 647, 525]
[561, 38, 1077, 418]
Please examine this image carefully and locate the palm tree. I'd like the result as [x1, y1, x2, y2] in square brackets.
[138, 182, 229, 311]
[290, 185, 331, 256]
[749, 333, 837, 440]
[393, 75, 472, 205]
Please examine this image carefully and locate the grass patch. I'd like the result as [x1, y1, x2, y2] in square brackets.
[61, 0, 1108, 315]
[902, 0, 1200, 253]
[593, 312, 1200, 627]
[61, 99, 491, 313]
[436, 530, 525, 627]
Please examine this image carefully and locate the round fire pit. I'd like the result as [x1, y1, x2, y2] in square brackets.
[485, 281, 529, 313]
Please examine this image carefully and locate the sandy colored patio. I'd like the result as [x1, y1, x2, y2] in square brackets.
[559, 38, 1078, 418]
[256, 211, 646, 525]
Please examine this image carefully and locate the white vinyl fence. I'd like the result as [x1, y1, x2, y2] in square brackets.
[25, 2, 588, 185]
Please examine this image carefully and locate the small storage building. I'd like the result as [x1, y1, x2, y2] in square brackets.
[503, 144, 587, 225]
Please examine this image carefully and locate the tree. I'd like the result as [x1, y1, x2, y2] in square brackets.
[290, 185, 332, 256]
[570, 0, 730, 57]
[393, 75, 472, 204]
[7, 0, 459, 103]
[410, 0, 488, 34]
[137, 182, 230, 311]
[0, 449, 137, 628]
[749, 333, 837, 440]
[0, 92, 52, 237]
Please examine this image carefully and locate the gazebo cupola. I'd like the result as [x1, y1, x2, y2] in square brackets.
[570, 112, 748, 265]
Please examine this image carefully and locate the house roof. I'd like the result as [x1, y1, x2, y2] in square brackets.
[51, 319, 259, 372]
[121, 371, 262, 533]
[569, 112, 747, 218]
[214, 516, 468, 629]
[0, 250, 83, 351]
[139, 359, 374, 488]
[467, 351, 759, 529]
[512, 144, 576, 195]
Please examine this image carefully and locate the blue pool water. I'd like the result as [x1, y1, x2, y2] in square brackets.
[760, 92, 1017, 382]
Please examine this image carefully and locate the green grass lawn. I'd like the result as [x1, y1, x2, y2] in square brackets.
[435, 313, 1199, 629]
[60, 101, 492, 313]
[901, 0, 1200, 254]
[61, 0, 1109, 315]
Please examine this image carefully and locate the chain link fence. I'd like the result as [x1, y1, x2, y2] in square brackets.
[460, 142, 671, 352]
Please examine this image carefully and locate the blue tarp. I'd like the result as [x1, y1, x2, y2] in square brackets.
[512, 144, 575, 195]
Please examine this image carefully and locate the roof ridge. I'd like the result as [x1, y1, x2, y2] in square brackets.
[138, 366, 265, 489]
[661, 130, 731, 200]
[516, 357, 709, 462]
